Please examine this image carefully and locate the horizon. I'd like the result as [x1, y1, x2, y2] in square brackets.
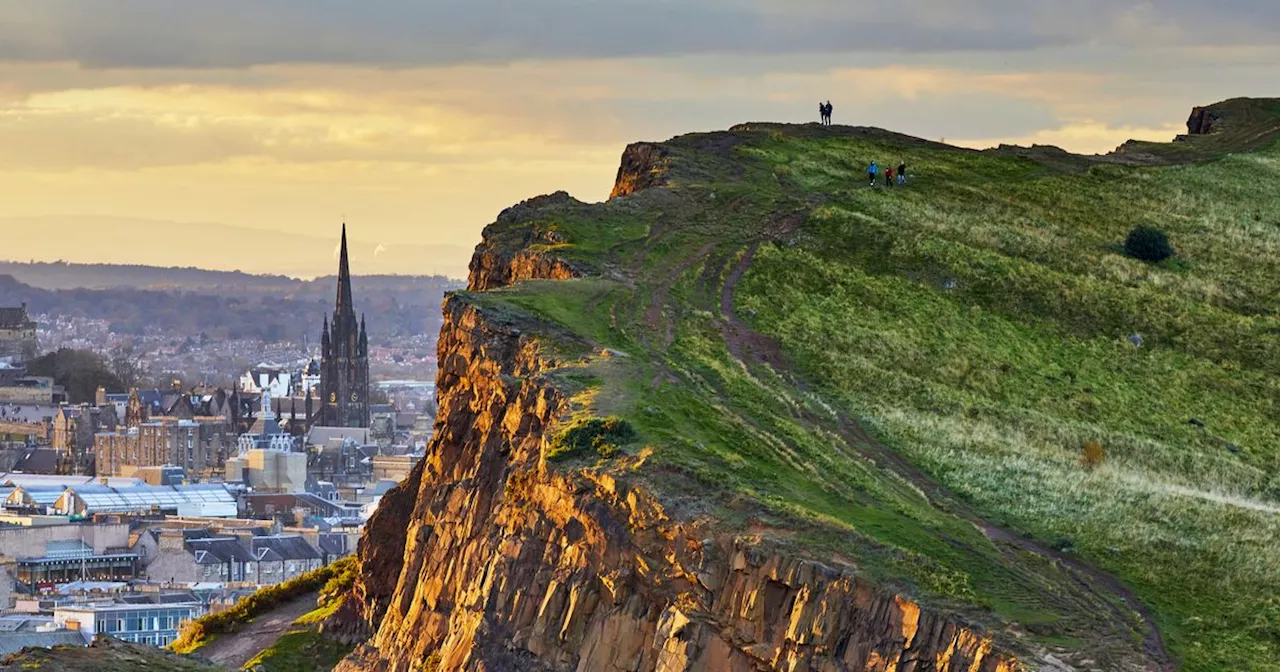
[4, 3, 1280, 275]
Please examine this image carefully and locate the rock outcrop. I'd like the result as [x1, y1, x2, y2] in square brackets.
[468, 192, 582, 291]
[1185, 106, 1224, 135]
[335, 152, 1020, 672]
[610, 143, 670, 200]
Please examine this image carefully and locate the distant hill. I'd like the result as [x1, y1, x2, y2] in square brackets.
[0, 270, 462, 343]
[0, 216, 472, 280]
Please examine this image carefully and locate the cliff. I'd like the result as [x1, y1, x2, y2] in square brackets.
[337, 263, 1016, 671]
[334, 102, 1280, 671]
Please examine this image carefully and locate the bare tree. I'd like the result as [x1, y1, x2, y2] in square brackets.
[109, 341, 146, 390]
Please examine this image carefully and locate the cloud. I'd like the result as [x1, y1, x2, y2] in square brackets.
[4, 1, 1280, 70]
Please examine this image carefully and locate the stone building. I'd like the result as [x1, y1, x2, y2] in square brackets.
[51, 404, 118, 474]
[144, 528, 321, 587]
[318, 225, 370, 428]
[93, 418, 236, 480]
[0, 306, 37, 363]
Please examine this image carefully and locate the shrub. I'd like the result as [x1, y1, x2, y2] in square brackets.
[1124, 226, 1174, 263]
[171, 556, 358, 654]
[547, 416, 636, 460]
[1080, 440, 1105, 470]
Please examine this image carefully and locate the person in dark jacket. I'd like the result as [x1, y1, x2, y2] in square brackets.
[825, 101, 833, 126]
[897, 160, 907, 185]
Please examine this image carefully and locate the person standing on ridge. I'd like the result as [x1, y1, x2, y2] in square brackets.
[867, 160, 878, 186]
[898, 160, 907, 185]
[818, 102, 826, 125]
[825, 101, 833, 126]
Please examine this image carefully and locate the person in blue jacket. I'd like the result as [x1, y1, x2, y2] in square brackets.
[867, 161, 878, 186]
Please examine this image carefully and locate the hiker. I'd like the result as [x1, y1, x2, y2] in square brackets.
[885, 166, 894, 187]
[867, 161, 878, 186]
[897, 160, 907, 185]
[818, 102, 826, 125]
[825, 101, 833, 126]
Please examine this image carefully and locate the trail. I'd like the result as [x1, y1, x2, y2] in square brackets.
[196, 593, 318, 670]
[716, 238, 1174, 672]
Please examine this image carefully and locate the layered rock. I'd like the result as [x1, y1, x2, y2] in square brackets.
[610, 143, 670, 200]
[468, 191, 582, 291]
[1185, 106, 1224, 135]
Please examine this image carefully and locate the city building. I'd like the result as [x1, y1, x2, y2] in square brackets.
[50, 484, 237, 518]
[93, 418, 235, 480]
[0, 614, 84, 657]
[225, 392, 306, 493]
[225, 449, 306, 493]
[0, 374, 62, 405]
[52, 404, 118, 474]
[371, 454, 421, 484]
[248, 534, 323, 584]
[53, 599, 202, 647]
[13, 540, 138, 587]
[0, 306, 38, 364]
[318, 225, 370, 428]
[144, 528, 322, 586]
[0, 519, 133, 595]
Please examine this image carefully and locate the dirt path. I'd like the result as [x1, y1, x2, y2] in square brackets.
[197, 593, 319, 670]
[716, 239, 1174, 672]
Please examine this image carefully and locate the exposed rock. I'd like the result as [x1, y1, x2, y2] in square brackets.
[610, 143, 671, 200]
[1186, 106, 1225, 135]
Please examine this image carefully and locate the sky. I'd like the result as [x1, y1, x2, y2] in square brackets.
[1, 2, 1279, 279]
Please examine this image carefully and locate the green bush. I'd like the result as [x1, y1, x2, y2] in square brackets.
[1124, 226, 1174, 262]
[171, 556, 358, 654]
[547, 416, 636, 460]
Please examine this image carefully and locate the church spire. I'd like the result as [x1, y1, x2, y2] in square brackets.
[335, 223, 354, 317]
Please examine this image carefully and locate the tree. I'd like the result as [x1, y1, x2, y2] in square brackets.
[27, 348, 124, 403]
[109, 341, 146, 390]
[1124, 226, 1174, 263]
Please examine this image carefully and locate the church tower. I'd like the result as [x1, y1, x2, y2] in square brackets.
[319, 225, 371, 428]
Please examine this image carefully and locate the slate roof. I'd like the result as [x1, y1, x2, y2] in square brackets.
[0, 307, 33, 329]
[251, 535, 321, 562]
[0, 632, 85, 657]
[306, 426, 369, 446]
[317, 534, 349, 557]
[188, 537, 254, 565]
[13, 450, 58, 474]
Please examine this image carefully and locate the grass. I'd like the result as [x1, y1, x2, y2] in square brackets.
[447, 100, 1280, 670]
[0, 640, 221, 672]
[237, 603, 355, 672]
[171, 556, 357, 655]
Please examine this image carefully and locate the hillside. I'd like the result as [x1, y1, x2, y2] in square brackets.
[0, 637, 220, 671]
[328, 101, 1280, 671]
[0, 272, 461, 344]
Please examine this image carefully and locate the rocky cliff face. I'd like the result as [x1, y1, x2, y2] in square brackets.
[1185, 106, 1224, 135]
[468, 191, 582, 292]
[334, 156, 1020, 672]
[609, 143, 670, 200]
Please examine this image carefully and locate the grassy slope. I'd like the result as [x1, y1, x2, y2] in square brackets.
[238, 601, 354, 672]
[0, 639, 221, 672]
[464, 103, 1280, 671]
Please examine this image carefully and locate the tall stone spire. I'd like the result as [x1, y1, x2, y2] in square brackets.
[335, 223, 355, 318]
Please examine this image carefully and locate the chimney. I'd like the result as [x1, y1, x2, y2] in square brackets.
[95, 386, 107, 406]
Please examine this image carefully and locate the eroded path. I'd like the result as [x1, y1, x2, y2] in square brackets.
[196, 593, 319, 670]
